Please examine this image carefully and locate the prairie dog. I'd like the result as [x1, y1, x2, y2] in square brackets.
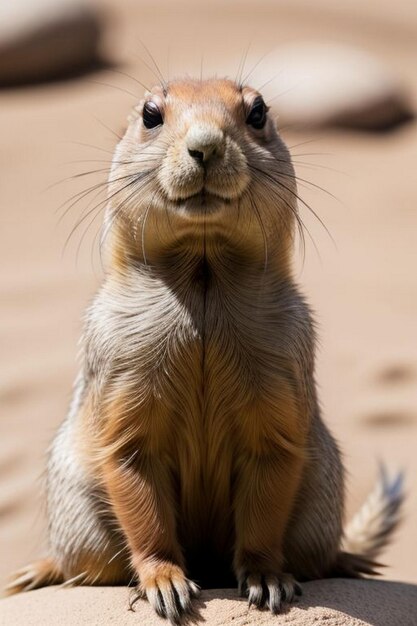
[8, 78, 403, 623]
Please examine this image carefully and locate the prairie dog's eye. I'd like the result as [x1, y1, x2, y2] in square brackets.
[143, 101, 163, 129]
[246, 96, 268, 130]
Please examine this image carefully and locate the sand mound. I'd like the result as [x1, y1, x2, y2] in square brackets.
[0, 0, 104, 86]
[1, 579, 417, 625]
[261, 43, 413, 131]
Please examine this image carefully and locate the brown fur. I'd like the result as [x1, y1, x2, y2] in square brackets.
[7, 79, 403, 623]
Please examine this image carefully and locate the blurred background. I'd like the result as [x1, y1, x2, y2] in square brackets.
[1, 0, 416, 591]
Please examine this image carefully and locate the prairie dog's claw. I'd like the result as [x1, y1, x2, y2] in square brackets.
[136, 563, 199, 624]
[239, 571, 301, 614]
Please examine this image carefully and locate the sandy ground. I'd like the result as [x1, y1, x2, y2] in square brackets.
[0, 0, 416, 598]
[2, 580, 417, 626]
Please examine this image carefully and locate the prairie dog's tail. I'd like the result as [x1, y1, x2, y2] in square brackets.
[335, 466, 404, 577]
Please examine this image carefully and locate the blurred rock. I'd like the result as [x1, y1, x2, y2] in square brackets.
[0, 0, 104, 86]
[263, 43, 414, 132]
[1, 580, 417, 625]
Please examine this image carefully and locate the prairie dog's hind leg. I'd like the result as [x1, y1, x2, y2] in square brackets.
[46, 414, 131, 586]
[6, 558, 63, 595]
[7, 410, 131, 595]
[283, 414, 344, 580]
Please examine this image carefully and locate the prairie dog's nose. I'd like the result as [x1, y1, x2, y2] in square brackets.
[186, 124, 225, 164]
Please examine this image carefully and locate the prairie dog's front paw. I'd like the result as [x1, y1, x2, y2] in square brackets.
[133, 561, 199, 624]
[238, 570, 302, 614]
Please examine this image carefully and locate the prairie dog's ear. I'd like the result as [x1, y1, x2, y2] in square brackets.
[128, 86, 165, 125]
[127, 110, 139, 125]
[128, 97, 146, 125]
[272, 113, 279, 130]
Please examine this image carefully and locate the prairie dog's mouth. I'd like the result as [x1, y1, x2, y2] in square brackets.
[183, 189, 225, 203]
[168, 181, 241, 203]
[172, 189, 232, 215]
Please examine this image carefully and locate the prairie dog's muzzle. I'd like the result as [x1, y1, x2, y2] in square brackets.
[186, 124, 225, 163]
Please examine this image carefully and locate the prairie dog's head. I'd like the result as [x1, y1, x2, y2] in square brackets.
[108, 78, 297, 263]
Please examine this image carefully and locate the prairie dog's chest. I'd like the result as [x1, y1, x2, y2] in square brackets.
[97, 272, 272, 410]
[145, 287, 263, 411]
